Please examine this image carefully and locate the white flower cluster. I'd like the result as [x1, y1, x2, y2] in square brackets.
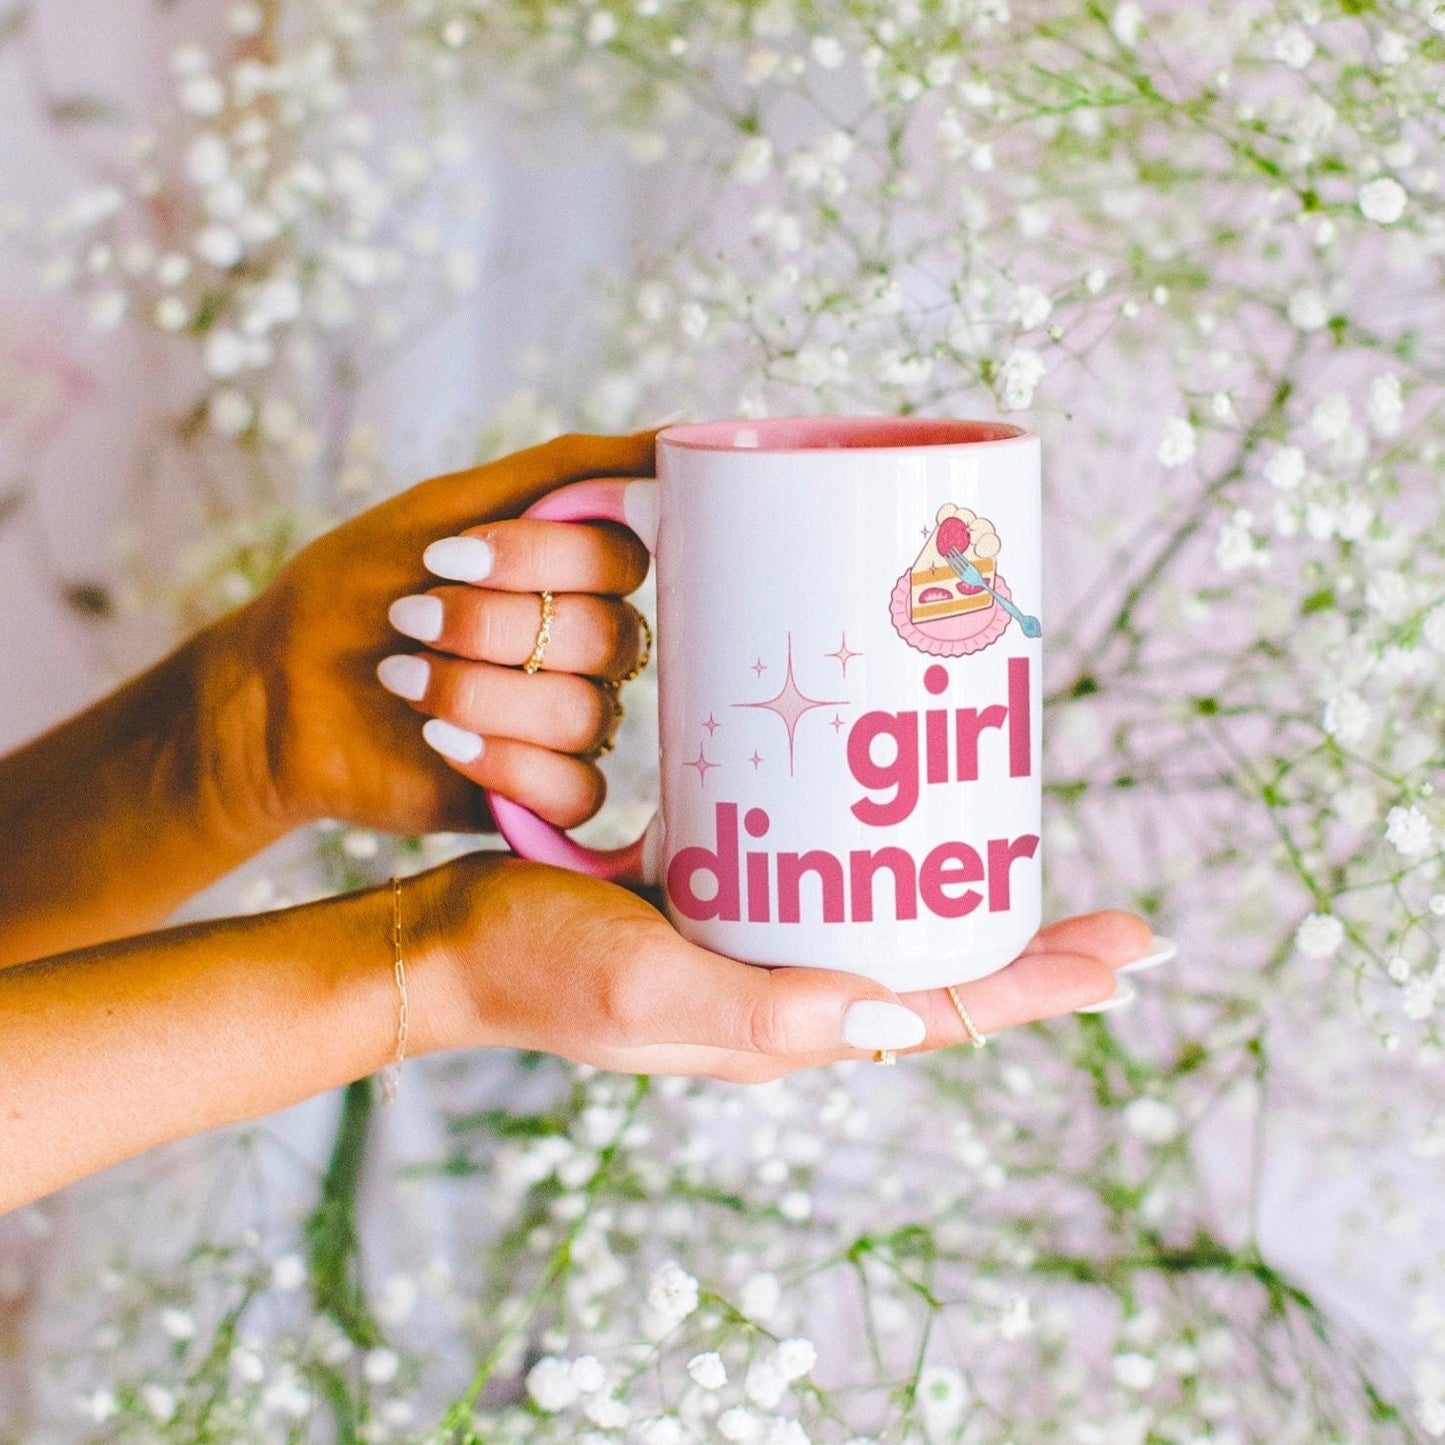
[22, 6, 484, 593]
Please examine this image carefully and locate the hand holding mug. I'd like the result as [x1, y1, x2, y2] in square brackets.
[415, 855, 1157, 1075]
[217, 432, 656, 841]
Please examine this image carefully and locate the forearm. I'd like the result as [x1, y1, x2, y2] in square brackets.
[0, 607, 289, 966]
[0, 869, 465, 1211]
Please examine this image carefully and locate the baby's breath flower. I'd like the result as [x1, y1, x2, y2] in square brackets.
[1386, 805, 1435, 858]
[1111, 3, 1143, 47]
[688, 1351, 728, 1389]
[584, 1393, 630, 1428]
[1124, 1097, 1181, 1143]
[140, 1375, 177, 1421]
[77, 1389, 118, 1424]
[363, 1347, 399, 1384]
[772, 1338, 817, 1381]
[997, 347, 1044, 410]
[271, 1254, 305, 1291]
[260, 1368, 311, 1420]
[1360, 177, 1408, 225]
[571, 1355, 607, 1393]
[160, 1307, 196, 1341]
[718, 1406, 763, 1441]
[733, 136, 775, 185]
[231, 1345, 265, 1383]
[916, 1366, 969, 1431]
[1323, 692, 1371, 743]
[1287, 288, 1329, 332]
[1274, 26, 1316, 70]
[1156, 417, 1196, 469]
[1367, 373, 1404, 436]
[646, 1262, 700, 1332]
[1263, 446, 1305, 491]
[1008, 283, 1052, 330]
[1296, 913, 1345, 958]
[744, 1358, 788, 1408]
[1310, 393, 1352, 443]
[526, 1356, 578, 1412]
[1112, 1352, 1159, 1390]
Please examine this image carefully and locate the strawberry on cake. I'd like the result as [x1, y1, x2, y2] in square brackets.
[908, 504, 1002, 624]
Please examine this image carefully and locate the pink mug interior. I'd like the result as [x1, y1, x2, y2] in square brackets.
[657, 416, 1029, 452]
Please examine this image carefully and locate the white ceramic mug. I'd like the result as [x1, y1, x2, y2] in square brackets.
[487, 416, 1042, 991]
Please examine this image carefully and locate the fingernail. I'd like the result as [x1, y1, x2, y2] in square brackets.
[423, 718, 484, 764]
[1117, 934, 1178, 976]
[377, 653, 430, 701]
[1075, 983, 1137, 1015]
[843, 1000, 927, 1051]
[389, 594, 444, 643]
[423, 535, 493, 582]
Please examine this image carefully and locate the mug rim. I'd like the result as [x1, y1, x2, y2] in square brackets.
[657, 415, 1033, 453]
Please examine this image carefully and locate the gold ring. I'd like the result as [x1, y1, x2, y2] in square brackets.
[591, 692, 624, 758]
[872, 1049, 897, 1066]
[582, 690, 625, 761]
[615, 606, 652, 685]
[523, 590, 556, 675]
[946, 985, 987, 1049]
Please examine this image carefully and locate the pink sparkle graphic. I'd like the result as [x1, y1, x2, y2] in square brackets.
[826, 633, 862, 676]
[734, 634, 847, 776]
[703, 712, 721, 735]
[748, 750, 764, 769]
[751, 657, 768, 677]
[684, 743, 719, 786]
[829, 713, 846, 733]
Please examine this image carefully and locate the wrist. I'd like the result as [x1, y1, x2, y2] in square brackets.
[391, 859, 496, 1058]
[185, 600, 303, 847]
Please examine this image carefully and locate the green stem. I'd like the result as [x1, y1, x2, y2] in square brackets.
[303, 1078, 383, 1443]
[438, 1075, 651, 1442]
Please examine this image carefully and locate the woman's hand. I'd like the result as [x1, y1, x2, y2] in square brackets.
[421, 855, 1157, 1079]
[1, 842, 1158, 1209]
[219, 431, 654, 838]
[0, 432, 654, 963]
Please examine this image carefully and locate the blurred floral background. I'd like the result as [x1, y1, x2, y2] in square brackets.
[2, 0, 1444, 1440]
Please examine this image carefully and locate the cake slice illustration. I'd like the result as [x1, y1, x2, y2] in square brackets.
[908, 504, 1002, 624]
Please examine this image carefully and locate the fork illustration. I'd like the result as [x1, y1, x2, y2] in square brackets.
[944, 548, 1042, 639]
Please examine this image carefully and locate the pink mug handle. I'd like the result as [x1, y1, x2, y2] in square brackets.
[484, 477, 661, 884]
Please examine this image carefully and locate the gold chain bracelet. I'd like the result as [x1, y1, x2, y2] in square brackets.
[379, 876, 409, 1103]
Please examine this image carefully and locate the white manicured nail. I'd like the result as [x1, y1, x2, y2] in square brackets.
[1075, 983, 1137, 1014]
[423, 718, 484, 764]
[376, 653, 429, 701]
[389, 594, 444, 642]
[423, 536, 493, 582]
[1118, 934, 1178, 975]
[843, 1000, 927, 1051]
